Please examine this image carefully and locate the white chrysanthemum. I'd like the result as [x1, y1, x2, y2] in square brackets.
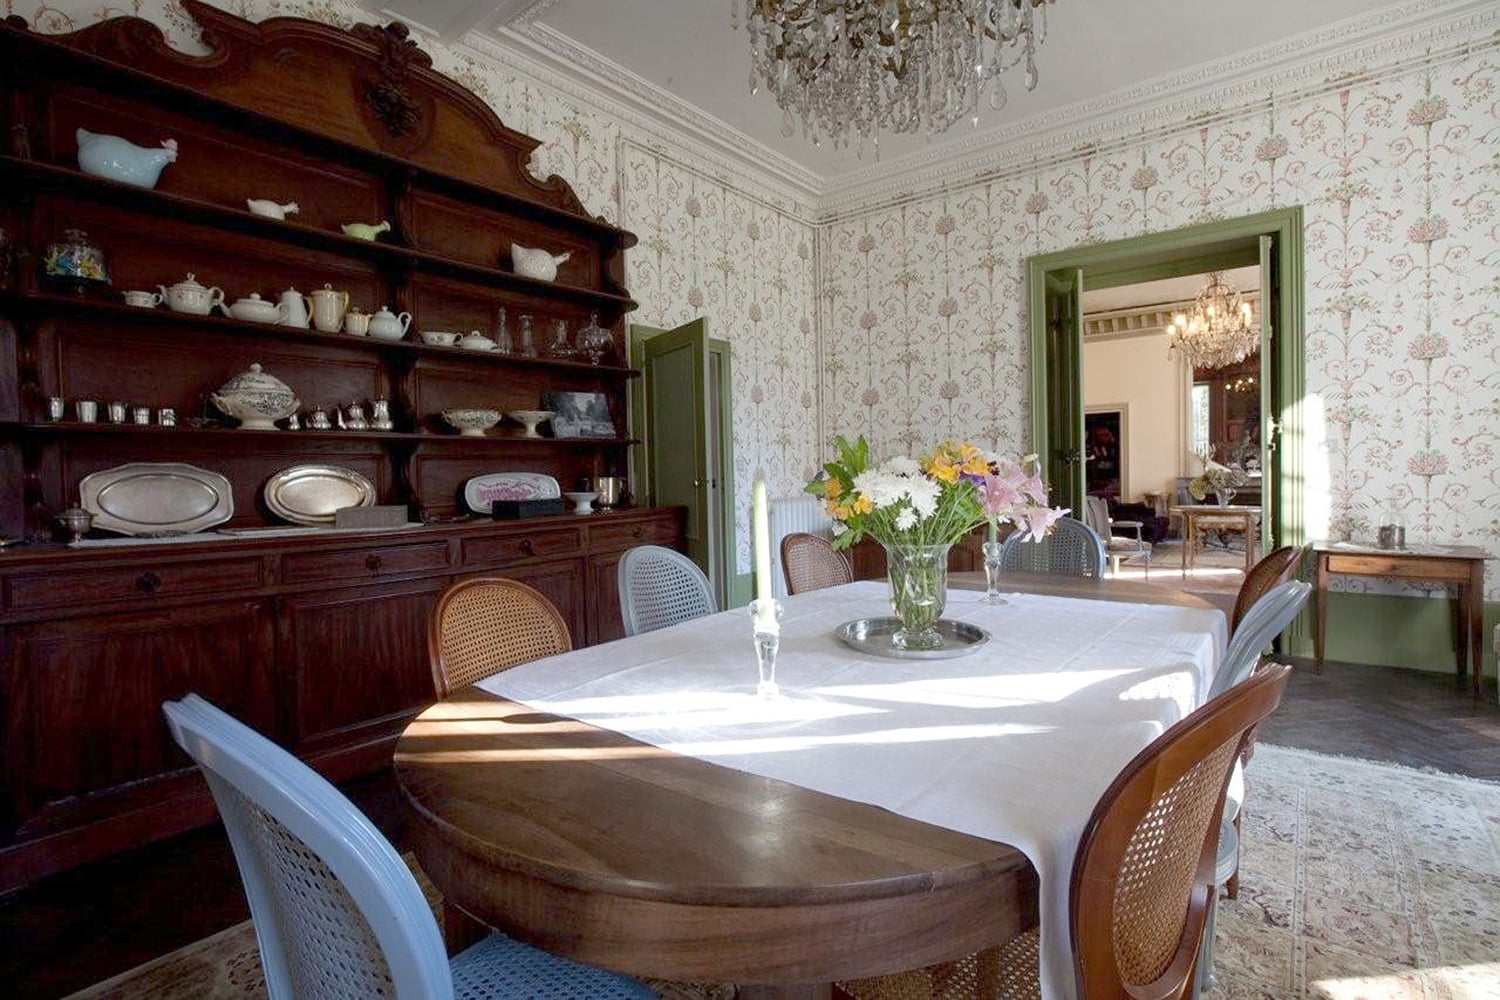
[905, 477, 940, 518]
[884, 455, 921, 477]
[894, 507, 917, 531]
[853, 469, 907, 509]
[831, 520, 847, 536]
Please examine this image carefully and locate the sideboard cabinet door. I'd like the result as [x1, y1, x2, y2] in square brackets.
[276, 577, 449, 752]
[3, 600, 276, 833]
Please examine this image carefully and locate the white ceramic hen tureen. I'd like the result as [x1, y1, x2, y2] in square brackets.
[211, 363, 300, 430]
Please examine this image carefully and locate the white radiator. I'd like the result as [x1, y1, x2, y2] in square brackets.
[767, 495, 834, 599]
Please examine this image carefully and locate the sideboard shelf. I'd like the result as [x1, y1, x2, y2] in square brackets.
[1, 292, 642, 376]
[0, 422, 638, 447]
[2, 158, 637, 312]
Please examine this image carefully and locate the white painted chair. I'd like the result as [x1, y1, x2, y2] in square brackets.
[161, 694, 655, 1000]
[1197, 580, 1311, 993]
[998, 514, 1107, 578]
[617, 544, 717, 636]
[1083, 495, 1151, 576]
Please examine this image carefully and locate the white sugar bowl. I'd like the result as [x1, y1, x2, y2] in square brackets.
[225, 293, 284, 324]
[210, 363, 300, 430]
[158, 273, 225, 316]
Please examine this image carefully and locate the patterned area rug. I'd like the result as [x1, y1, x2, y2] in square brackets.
[62, 747, 1500, 999]
[1218, 745, 1500, 999]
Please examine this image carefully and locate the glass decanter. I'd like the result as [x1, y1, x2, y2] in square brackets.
[545, 318, 577, 359]
[517, 314, 537, 357]
[576, 311, 612, 365]
[494, 306, 513, 354]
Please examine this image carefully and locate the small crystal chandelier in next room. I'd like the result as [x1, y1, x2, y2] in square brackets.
[732, 0, 1056, 151]
[1167, 272, 1261, 371]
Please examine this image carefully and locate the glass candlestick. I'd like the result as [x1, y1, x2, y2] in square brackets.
[982, 540, 1007, 605]
[747, 598, 783, 698]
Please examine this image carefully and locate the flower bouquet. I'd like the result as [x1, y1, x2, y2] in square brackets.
[807, 436, 1066, 649]
[1188, 456, 1249, 505]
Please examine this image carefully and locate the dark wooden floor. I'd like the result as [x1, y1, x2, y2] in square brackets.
[3, 659, 1497, 999]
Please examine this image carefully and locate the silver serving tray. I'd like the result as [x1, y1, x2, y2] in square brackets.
[80, 462, 234, 536]
[835, 617, 991, 660]
[264, 465, 376, 525]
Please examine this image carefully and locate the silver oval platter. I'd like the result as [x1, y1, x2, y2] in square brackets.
[462, 472, 561, 514]
[835, 617, 991, 660]
[79, 462, 234, 536]
[264, 465, 376, 525]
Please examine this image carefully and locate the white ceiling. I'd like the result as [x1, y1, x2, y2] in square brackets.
[526, 0, 1389, 178]
[1083, 267, 1260, 314]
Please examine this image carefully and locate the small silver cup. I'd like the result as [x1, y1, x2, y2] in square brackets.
[76, 400, 98, 423]
[158, 407, 176, 427]
[133, 406, 151, 425]
[107, 401, 128, 423]
[46, 396, 65, 421]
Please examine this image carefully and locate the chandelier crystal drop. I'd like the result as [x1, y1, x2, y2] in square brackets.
[1167, 272, 1260, 371]
[732, 0, 1055, 150]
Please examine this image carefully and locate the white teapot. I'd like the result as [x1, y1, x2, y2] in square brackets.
[510, 243, 571, 282]
[158, 273, 225, 316]
[277, 287, 311, 328]
[225, 293, 284, 324]
[367, 306, 412, 341]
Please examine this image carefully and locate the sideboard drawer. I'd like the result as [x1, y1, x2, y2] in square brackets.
[7, 558, 265, 611]
[462, 527, 585, 567]
[1323, 554, 1468, 582]
[589, 517, 679, 553]
[282, 541, 452, 585]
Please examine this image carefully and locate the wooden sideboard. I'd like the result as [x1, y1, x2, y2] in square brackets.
[0, 5, 686, 889]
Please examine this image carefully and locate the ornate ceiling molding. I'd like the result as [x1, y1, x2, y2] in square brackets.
[819, 0, 1500, 217]
[1083, 293, 1262, 343]
[489, 12, 824, 210]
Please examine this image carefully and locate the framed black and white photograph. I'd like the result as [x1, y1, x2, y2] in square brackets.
[541, 391, 615, 438]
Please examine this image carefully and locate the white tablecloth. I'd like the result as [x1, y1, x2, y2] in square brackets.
[479, 580, 1226, 1000]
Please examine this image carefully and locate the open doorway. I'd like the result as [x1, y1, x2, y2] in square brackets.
[1026, 207, 1304, 602]
[1080, 265, 1266, 593]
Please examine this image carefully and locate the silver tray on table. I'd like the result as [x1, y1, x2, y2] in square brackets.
[835, 617, 991, 660]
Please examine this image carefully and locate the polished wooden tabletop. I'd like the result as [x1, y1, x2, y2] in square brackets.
[395, 573, 1218, 996]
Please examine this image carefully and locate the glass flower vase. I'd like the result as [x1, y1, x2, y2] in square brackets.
[1214, 488, 1235, 507]
[883, 542, 950, 650]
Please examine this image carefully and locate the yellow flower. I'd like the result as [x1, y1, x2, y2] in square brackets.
[824, 498, 842, 517]
[927, 453, 960, 484]
[833, 504, 853, 520]
[823, 477, 844, 500]
[851, 493, 873, 515]
[959, 444, 988, 476]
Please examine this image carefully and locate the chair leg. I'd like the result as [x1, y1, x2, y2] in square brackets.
[1195, 884, 1222, 998]
[1226, 812, 1241, 899]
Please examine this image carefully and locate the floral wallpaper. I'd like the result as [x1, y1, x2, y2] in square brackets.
[12, 0, 820, 574]
[819, 42, 1500, 596]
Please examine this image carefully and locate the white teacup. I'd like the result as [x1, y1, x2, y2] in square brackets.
[421, 331, 460, 347]
[123, 290, 162, 309]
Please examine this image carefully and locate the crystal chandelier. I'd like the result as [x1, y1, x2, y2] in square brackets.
[1167, 272, 1260, 371]
[732, 1, 1055, 150]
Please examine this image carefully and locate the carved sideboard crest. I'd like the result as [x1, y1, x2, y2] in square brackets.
[353, 20, 430, 138]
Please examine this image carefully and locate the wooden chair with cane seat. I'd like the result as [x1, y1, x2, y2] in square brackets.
[781, 531, 854, 595]
[838, 663, 1294, 1000]
[1230, 545, 1306, 632]
[427, 576, 572, 699]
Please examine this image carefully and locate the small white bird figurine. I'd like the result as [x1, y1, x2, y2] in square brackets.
[246, 199, 300, 220]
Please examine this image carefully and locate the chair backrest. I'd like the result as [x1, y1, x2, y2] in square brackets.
[1071, 663, 1292, 1000]
[162, 694, 452, 1000]
[617, 544, 717, 636]
[1082, 496, 1111, 538]
[998, 515, 1107, 578]
[1231, 545, 1305, 630]
[781, 531, 853, 595]
[1211, 580, 1311, 698]
[428, 576, 572, 698]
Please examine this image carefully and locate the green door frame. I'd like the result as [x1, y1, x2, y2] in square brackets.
[1026, 205, 1306, 556]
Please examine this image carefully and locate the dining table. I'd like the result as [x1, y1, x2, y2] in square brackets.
[395, 572, 1225, 1000]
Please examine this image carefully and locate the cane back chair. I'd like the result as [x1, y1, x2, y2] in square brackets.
[428, 576, 572, 699]
[781, 531, 854, 595]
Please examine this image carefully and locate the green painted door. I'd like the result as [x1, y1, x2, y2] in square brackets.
[637, 319, 712, 573]
[1258, 234, 1279, 550]
[1044, 268, 1086, 514]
